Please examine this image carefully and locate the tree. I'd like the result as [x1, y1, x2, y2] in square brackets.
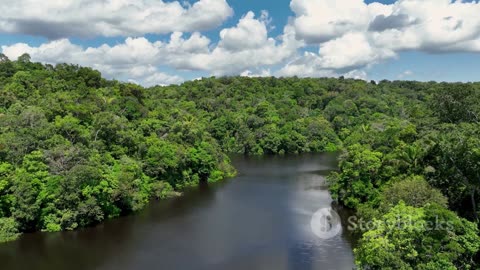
[380, 175, 448, 210]
[10, 151, 50, 231]
[425, 124, 480, 220]
[0, 217, 19, 243]
[430, 83, 479, 123]
[17, 53, 31, 64]
[0, 53, 15, 79]
[0, 162, 14, 218]
[54, 114, 89, 144]
[328, 144, 383, 208]
[355, 203, 480, 270]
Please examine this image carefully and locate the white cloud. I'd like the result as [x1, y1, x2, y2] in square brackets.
[369, 0, 480, 52]
[290, 0, 390, 43]
[1, 12, 301, 84]
[277, 58, 338, 78]
[317, 32, 395, 70]
[0, 0, 233, 39]
[277, 32, 395, 78]
[344, 69, 368, 80]
[1, 38, 184, 86]
[2, 39, 82, 63]
[241, 69, 271, 77]
[397, 70, 413, 79]
[290, 0, 480, 53]
[4, 0, 480, 84]
[219, 12, 269, 52]
[277, 59, 368, 80]
[167, 32, 211, 54]
[279, 0, 480, 79]
[141, 69, 184, 87]
[167, 12, 302, 75]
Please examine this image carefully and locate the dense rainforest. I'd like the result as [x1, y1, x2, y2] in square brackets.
[1, 54, 480, 269]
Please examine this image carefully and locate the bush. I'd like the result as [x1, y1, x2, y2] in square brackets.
[0, 217, 20, 243]
[151, 181, 179, 200]
[355, 202, 480, 269]
[380, 175, 448, 210]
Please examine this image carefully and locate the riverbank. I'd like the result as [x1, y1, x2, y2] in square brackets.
[0, 153, 355, 270]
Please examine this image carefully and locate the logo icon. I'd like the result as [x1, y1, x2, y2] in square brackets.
[310, 208, 342, 239]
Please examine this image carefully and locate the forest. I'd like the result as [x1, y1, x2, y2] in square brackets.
[1, 54, 480, 269]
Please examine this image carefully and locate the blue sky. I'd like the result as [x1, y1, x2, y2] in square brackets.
[1, 0, 480, 85]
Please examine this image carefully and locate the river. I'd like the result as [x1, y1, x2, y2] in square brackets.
[0, 153, 355, 270]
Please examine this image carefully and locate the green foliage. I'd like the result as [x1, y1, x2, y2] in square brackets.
[0, 217, 19, 243]
[355, 202, 425, 270]
[0, 162, 13, 218]
[1, 56, 480, 270]
[380, 175, 448, 210]
[151, 181, 179, 200]
[430, 83, 480, 124]
[0, 56, 242, 241]
[355, 203, 480, 270]
[325, 79, 480, 267]
[328, 144, 383, 208]
[424, 123, 480, 220]
[149, 76, 343, 155]
[357, 175, 448, 222]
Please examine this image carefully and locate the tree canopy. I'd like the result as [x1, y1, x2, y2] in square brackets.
[1, 55, 480, 268]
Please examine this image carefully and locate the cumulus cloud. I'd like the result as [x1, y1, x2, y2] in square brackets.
[290, 0, 480, 52]
[219, 12, 269, 52]
[166, 12, 302, 75]
[277, 57, 368, 80]
[368, 14, 419, 32]
[241, 69, 272, 77]
[277, 32, 395, 78]
[317, 32, 395, 70]
[289, 0, 390, 43]
[1, 12, 301, 84]
[2, 38, 183, 86]
[370, 0, 480, 53]
[0, 0, 233, 39]
[293, 0, 480, 52]
[280, 0, 480, 78]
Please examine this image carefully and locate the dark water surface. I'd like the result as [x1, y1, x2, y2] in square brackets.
[0, 153, 355, 270]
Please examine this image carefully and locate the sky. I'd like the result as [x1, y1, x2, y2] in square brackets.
[1, 0, 480, 86]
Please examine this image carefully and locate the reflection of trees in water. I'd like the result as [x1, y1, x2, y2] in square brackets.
[295, 173, 329, 191]
[144, 180, 218, 223]
[0, 182, 219, 270]
[0, 213, 134, 270]
[332, 202, 360, 248]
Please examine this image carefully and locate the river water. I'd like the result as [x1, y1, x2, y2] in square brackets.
[0, 153, 355, 270]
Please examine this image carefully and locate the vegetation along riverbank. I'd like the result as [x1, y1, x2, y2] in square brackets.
[1, 55, 480, 269]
